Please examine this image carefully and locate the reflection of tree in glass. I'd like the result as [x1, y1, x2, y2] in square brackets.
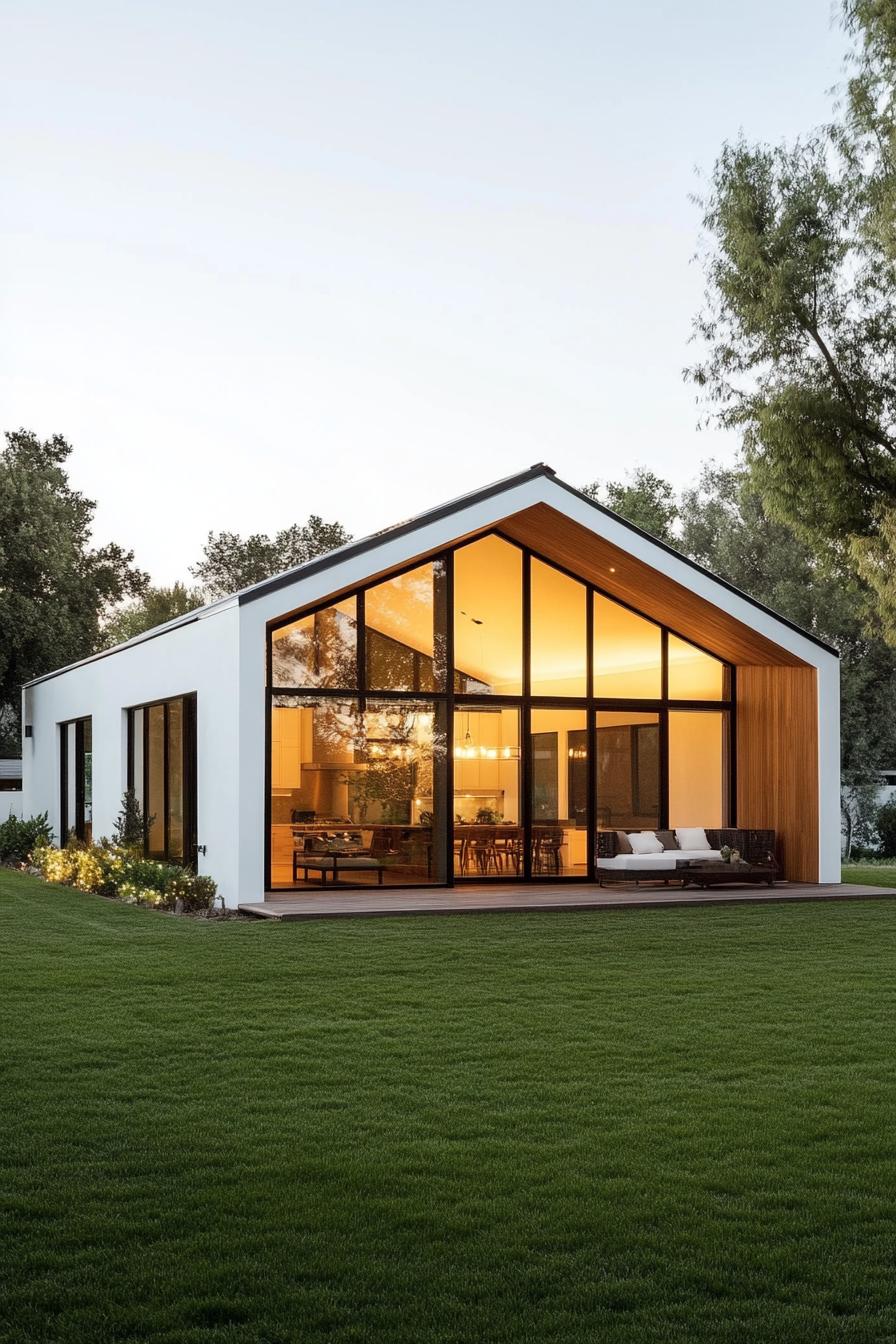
[273, 606, 357, 688]
[365, 562, 444, 692]
[348, 704, 442, 824]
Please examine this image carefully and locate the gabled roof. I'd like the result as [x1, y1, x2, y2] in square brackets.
[236, 462, 557, 605]
[23, 462, 837, 688]
[239, 462, 837, 658]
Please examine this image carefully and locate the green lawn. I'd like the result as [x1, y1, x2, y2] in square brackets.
[3, 870, 896, 1344]
[842, 863, 896, 888]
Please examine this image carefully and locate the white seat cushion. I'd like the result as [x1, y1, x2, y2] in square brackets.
[596, 854, 677, 871]
[596, 849, 722, 872]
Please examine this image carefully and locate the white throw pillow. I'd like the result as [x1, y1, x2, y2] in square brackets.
[627, 831, 664, 855]
[675, 827, 710, 851]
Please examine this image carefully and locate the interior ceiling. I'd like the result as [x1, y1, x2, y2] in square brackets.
[497, 503, 809, 667]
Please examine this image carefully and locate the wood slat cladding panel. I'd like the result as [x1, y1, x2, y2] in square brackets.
[499, 504, 807, 667]
[736, 666, 819, 882]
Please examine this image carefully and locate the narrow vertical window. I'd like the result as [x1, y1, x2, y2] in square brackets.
[59, 717, 92, 844]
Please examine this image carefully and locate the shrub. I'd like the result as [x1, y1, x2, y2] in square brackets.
[0, 813, 52, 865]
[33, 838, 218, 914]
[35, 840, 106, 891]
[119, 857, 184, 896]
[111, 789, 151, 849]
[876, 800, 896, 859]
[166, 873, 218, 913]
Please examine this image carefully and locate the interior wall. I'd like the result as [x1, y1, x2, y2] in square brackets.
[668, 712, 725, 829]
[736, 665, 819, 882]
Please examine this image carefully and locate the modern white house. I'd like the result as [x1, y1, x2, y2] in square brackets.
[22, 465, 841, 907]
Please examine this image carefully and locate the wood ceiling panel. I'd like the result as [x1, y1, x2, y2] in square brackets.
[498, 504, 808, 667]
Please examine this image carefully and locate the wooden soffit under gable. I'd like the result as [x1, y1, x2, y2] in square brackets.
[266, 499, 811, 668]
[497, 503, 809, 668]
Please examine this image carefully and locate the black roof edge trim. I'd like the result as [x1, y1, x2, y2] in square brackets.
[23, 613, 203, 688]
[238, 462, 556, 608]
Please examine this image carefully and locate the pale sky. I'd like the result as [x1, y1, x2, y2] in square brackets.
[2, 1, 845, 584]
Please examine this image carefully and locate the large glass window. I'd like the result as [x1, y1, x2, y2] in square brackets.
[454, 536, 523, 695]
[595, 711, 660, 833]
[272, 597, 357, 689]
[365, 562, 446, 692]
[668, 711, 729, 828]
[594, 595, 662, 699]
[530, 561, 587, 697]
[667, 635, 728, 700]
[267, 533, 735, 889]
[529, 708, 588, 878]
[270, 697, 446, 888]
[453, 705, 521, 877]
[127, 696, 196, 863]
[60, 717, 92, 844]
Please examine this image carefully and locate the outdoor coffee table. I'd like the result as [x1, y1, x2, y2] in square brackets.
[680, 859, 779, 889]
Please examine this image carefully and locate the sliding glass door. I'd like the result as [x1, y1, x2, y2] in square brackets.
[595, 712, 660, 832]
[529, 708, 588, 878]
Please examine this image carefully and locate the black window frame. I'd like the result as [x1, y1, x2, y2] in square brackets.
[126, 693, 197, 865]
[59, 715, 92, 844]
[266, 535, 735, 890]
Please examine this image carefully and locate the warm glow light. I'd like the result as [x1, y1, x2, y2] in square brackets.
[453, 743, 520, 760]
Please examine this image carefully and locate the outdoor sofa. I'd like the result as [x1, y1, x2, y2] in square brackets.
[596, 827, 777, 886]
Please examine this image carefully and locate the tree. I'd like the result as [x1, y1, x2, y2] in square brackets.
[875, 797, 896, 859]
[587, 460, 896, 831]
[0, 430, 147, 754]
[191, 517, 352, 599]
[689, 3, 896, 638]
[582, 468, 679, 544]
[842, 778, 880, 859]
[102, 582, 204, 648]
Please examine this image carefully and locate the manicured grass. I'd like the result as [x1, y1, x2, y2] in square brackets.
[842, 863, 896, 888]
[3, 870, 896, 1344]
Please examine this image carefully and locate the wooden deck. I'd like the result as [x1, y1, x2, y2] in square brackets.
[240, 881, 896, 920]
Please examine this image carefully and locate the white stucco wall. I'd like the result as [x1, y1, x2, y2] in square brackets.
[816, 656, 842, 882]
[2, 791, 23, 820]
[23, 604, 243, 904]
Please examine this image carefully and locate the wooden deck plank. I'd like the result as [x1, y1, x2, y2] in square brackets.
[239, 882, 896, 920]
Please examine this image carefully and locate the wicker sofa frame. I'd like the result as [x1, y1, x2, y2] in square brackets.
[595, 828, 777, 886]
